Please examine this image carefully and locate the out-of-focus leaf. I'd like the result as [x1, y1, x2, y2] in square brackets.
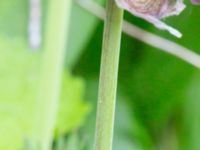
[0, 117, 23, 150]
[0, 35, 89, 149]
[65, 132, 80, 150]
[181, 73, 200, 150]
[56, 72, 89, 135]
[66, 0, 105, 68]
[0, 36, 40, 150]
[79, 79, 152, 150]
[113, 94, 153, 150]
[119, 2, 200, 137]
[0, 0, 28, 36]
[0, 0, 104, 69]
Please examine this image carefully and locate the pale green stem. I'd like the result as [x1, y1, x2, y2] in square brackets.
[94, 0, 123, 150]
[33, 0, 72, 150]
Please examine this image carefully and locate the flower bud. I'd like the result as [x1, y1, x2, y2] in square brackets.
[115, 0, 186, 37]
[191, 0, 200, 5]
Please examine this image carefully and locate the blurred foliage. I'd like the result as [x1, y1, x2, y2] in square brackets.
[56, 72, 89, 135]
[0, 35, 88, 149]
[0, 0, 200, 149]
[0, 36, 39, 150]
[0, 0, 28, 36]
[67, 0, 104, 68]
[72, 1, 200, 149]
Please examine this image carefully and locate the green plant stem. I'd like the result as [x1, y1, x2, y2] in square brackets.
[34, 0, 72, 150]
[94, 0, 123, 150]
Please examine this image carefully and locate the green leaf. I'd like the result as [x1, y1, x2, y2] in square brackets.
[0, 0, 28, 36]
[181, 73, 200, 150]
[79, 79, 152, 150]
[0, 36, 40, 150]
[56, 71, 89, 135]
[66, 0, 105, 68]
[0, 35, 89, 149]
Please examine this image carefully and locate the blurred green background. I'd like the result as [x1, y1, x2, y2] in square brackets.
[0, 0, 200, 149]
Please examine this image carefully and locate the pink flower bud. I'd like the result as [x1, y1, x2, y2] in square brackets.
[191, 0, 200, 4]
[115, 0, 186, 38]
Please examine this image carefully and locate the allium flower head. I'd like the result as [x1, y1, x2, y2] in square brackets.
[115, 0, 186, 37]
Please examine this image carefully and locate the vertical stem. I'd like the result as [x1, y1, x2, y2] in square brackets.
[94, 0, 123, 150]
[34, 0, 71, 149]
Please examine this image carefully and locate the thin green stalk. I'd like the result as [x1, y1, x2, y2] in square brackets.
[94, 0, 123, 150]
[34, 0, 72, 150]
